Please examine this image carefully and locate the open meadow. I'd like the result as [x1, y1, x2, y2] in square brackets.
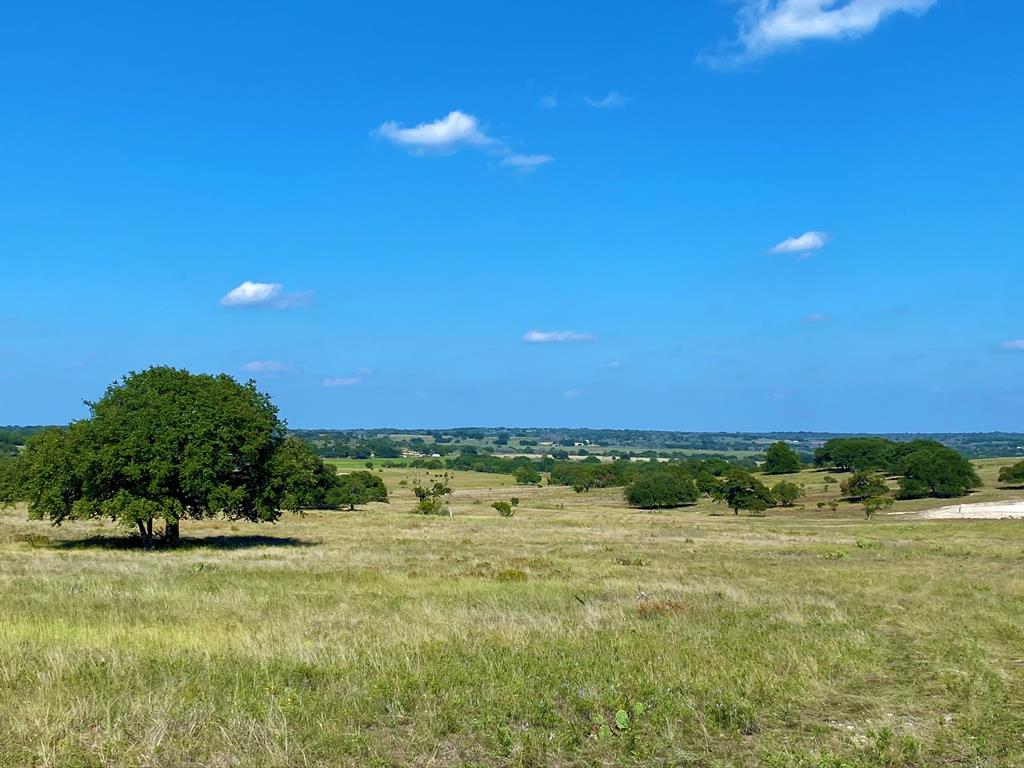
[2, 463, 1024, 767]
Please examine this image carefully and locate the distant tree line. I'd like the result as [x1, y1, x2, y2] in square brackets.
[309, 436, 405, 459]
[0, 433, 19, 459]
[0, 427, 50, 459]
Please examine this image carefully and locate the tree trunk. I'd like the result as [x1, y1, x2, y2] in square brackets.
[137, 519, 154, 550]
[164, 518, 180, 545]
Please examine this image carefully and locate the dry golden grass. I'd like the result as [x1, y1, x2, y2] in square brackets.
[1, 462, 1023, 767]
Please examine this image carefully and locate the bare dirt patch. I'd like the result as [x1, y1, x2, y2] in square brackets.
[896, 500, 1024, 520]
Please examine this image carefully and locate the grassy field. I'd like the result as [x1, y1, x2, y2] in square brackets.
[2, 462, 1024, 767]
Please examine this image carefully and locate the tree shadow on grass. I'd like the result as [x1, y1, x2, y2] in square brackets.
[42, 534, 317, 551]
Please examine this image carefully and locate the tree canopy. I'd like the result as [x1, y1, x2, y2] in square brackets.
[814, 437, 895, 472]
[715, 469, 775, 516]
[763, 442, 802, 474]
[896, 445, 981, 499]
[998, 461, 1024, 487]
[840, 471, 889, 501]
[624, 471, 699, 509]
[1, 367, 336, 548]
[326, 471, 389, 510]
[771, 480, 803, 507]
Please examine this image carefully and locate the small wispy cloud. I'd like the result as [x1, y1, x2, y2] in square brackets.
[563, 389, 584, 400]
[374, 110, 494, 151]
[1002, 340, 1024, 350]
[323, 368, 370, 387]
[771, 231, 830, 256]
[523, 330, 597, 343]
[222, 281, 281, 307]
[803, 313, 830, 324]
[538, 94, 558, 109]
[221, 281, 313, 309]
[501, 153, 554, 171]
[241, 360, 290, 375]
[584, 91, 629, 109]
[702, 0, 939, 68]
[374, 109, 553, 171]
[608, 361, 624, 369]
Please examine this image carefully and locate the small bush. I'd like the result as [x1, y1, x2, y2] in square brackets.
[492, 500, 514, 517]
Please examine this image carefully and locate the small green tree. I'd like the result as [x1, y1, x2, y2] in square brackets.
[514, 467, 542, 485]
[862, 495, 894, 519]
[771, 480, 804, 507]
[763, 442, 802, 474]
[714, 469, 775, 516]
[413, 473, 453, 515]
[327, 471, 388, 510]
[840, 471, 889, 501]
[997, 461, 1024, 487]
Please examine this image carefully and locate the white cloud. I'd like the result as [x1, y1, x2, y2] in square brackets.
[1003, 340, 1024, 350]
[523, 330, 597, 343]
[771, 230, 830, 255]
[563, 389, 584, 400]
[221, 281, 282, 307]
[804, 312, 830, 323]
[501, 153, 554, 171]
[375, 109, 553, 170]
[584, 91, 629, 109]
[220, 281, 312, 309]
[538, 94, 558, 109]
[704, 0, 938, 66]
[608, 361, 624, 369]
[375, 110, 494, 151]
[323, 368, 370, 387]
[241, 360, 290, 374]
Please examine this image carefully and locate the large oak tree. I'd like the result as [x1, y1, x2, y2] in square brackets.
[2, 367, 329, 548]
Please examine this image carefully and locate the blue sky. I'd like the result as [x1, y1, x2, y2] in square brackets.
[2, 0, 1022, 431]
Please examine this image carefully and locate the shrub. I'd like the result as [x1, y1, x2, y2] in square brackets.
[862, 495, 894, 519]
[771, 480, 803, 507]
[492, 500, 514, 517]
[412, 473, 453, 515]
[998, 461, 1024, 487]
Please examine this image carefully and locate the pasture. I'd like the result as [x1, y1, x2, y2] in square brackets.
[1, 463, 1023, 767]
